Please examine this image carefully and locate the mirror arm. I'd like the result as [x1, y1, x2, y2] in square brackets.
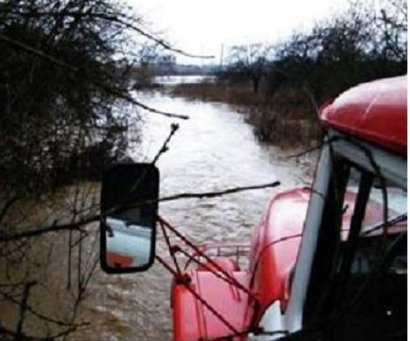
[102, 220, 114, 237]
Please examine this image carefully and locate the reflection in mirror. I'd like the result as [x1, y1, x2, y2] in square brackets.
[106, 214, 152, 268]
[100, 163, 159, 273]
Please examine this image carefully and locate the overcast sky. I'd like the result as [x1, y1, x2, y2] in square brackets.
[128, 0, 348, 64]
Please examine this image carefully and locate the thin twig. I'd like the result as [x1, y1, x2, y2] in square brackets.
[15, 281, 36, 340]
[0, 181, 281, 242]
[0, 196, 19, 224]
[0, 33, 189, 120]
[151, 123, 179, 164]
[0, 289, 88, 327]
[100, 13, 214, 59]
[287, 143, 322, 159]
[0, 324, 41, 340]
[158, 181, 280, 202]
[5, 10, 214, 59]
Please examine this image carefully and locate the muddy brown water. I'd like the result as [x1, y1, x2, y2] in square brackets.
[0, 84, 316, 340]
[75, 88, 316, 340]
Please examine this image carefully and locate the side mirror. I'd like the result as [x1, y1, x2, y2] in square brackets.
[100, 163, 159, 273]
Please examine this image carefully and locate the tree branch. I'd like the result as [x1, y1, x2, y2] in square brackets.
[0, 33, 189, 120]
[5, 10, 214, 59]
[15, 281, 36, 340]
[0, 181, 281, 242]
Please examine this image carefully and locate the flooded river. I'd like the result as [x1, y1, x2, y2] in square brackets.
[77, 84, 316, 340]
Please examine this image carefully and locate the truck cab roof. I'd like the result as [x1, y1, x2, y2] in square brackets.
[320, 75, 407, 155]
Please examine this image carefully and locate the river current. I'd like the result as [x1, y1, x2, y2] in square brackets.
[77, 82, 315, 340]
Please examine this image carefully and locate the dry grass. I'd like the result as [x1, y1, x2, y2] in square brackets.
[168, 82, 263, 107]
[168, 81, 322, 148]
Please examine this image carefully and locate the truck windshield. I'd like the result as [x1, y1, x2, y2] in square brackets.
[342, 169, 407, 239]
[330, 166, 407, 339]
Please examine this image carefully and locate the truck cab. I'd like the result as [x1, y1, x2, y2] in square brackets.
[170, 75, 407, 340]
[100, 75, 407, 340]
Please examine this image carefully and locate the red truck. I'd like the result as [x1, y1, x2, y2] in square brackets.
[100, 75, 407, 340]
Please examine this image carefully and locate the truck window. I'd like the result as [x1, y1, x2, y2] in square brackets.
[328, 165, 407, 340]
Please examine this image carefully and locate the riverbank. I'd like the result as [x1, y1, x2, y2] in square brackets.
[83, 91, 317, 340]
[0, 90, 318, 340]
[165, 81, 322, 148]
[168, 82, 261, 106]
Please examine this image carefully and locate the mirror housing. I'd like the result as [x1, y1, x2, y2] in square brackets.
[100, 163, 159, 274]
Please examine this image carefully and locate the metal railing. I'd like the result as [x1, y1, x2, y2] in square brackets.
[183, 242, 251, 270]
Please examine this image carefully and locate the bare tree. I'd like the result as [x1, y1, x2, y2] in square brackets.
[0, 0, 188, 338]
[227, 0, 407, 148]
[222, 43, 273, 93]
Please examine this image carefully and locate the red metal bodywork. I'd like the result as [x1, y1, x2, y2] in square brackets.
[172, 189, 309, 341]
[172, 187, 406, 340]
[248, 188, 310, 320]
[172, 76, 407, 340]
[320, 75, 407, 155]
[172, 269, 252, 340]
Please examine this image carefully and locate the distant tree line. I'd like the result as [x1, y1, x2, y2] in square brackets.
[217, 0, 406, 145]
[220, 0, 407, 106]
[270, 0, 406, 104]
